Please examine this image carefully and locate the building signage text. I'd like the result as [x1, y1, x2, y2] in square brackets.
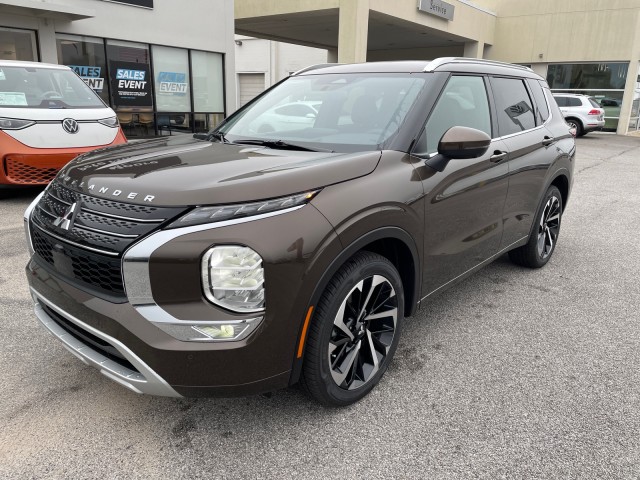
[418, 0, 455, 21]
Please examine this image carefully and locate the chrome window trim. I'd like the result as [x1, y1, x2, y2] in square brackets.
[122, 204, 304, 323]
[31, 288, 181, 397]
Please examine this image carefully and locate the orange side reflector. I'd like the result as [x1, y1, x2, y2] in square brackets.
[296, 306, 314, 358]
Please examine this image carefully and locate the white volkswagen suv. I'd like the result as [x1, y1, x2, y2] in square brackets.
[552, 93, 605, 136]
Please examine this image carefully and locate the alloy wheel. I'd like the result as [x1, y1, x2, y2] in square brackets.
[537, 195, 561, 260]
[328, 274, 398, 390]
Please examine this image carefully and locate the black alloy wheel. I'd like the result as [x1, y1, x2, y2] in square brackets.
[301, 251, 404, 406]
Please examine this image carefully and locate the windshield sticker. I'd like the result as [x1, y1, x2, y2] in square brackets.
[0, 69, 5, 81]
[0, 92, 28, 106]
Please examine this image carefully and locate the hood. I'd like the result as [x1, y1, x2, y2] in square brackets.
[56, 136, 381, 206]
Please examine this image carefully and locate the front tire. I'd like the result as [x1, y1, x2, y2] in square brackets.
[301, 251, 404, 406]
[509, 185, 563, 268]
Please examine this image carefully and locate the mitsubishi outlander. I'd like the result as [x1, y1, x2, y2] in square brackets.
[24, 58, 575, 406]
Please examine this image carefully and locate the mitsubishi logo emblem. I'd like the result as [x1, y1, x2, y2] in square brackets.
[53, 202, 78, 231]
[62, 118, 79, 134]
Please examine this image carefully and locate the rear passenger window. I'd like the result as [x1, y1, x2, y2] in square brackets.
[526, 79, 549, 124]
[416, 75, 491, 154]
[568, 97, 582, 107]
[491, 77, 536, 136]
[555, 96, 567, 107]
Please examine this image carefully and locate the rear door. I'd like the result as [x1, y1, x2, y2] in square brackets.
[492, 76, 558, 249]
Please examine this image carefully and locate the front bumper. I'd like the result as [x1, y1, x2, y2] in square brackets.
[32, 289, 180, 397]
[1, 129, 126, 186]
[25, 201, 336, 397]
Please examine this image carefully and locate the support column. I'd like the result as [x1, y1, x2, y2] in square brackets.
[327, 48, 338, 63]
[338, 0, 369, 64]
[463, 40, 484, 59]
[617, 60, 639, 135]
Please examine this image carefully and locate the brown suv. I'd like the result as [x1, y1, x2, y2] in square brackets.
[24, 58, 574, 406]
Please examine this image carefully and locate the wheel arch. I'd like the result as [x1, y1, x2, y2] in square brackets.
[289, 226, 421, 385]
[550, 172, 570, 209]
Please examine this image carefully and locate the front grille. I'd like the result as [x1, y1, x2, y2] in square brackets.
[5, 157, 60, 184]
[30, 183, 186, 299]
[41, 304, 138, 373]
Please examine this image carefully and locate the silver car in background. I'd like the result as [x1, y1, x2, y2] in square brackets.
[552, 93, 605, 136]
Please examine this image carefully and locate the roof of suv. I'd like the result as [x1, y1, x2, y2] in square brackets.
[294, 57, 543, 80]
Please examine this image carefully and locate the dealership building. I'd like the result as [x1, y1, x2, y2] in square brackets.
[236, 0, 640, 135]
[0, 0, 235, 137]
[2, 0, 640, 136]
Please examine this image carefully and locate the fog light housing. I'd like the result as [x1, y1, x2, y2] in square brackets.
[201, 245, 265, 312]
[153, 317, 262, 342]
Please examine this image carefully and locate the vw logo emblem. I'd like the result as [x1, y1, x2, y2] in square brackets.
[62, 118, 79, 134]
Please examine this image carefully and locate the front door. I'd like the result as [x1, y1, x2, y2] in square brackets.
[415, 75, 509, 298]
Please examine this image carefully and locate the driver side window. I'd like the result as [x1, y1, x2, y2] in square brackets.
[416, 76, 492, 155]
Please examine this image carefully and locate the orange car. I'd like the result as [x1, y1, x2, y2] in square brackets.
[0, 60, 126, 189]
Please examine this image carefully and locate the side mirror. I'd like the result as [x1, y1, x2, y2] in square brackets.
[438, 126, 491, 159]
[425, 126, 491, 172]
[193, 133, 209, 140]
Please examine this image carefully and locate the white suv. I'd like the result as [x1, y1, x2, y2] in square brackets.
[552, 93, 605, 136]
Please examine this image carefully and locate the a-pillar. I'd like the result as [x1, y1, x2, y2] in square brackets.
[463, 40, 484, 59]
[338, 0, 369, 63]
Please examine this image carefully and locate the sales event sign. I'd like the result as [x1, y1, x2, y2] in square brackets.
[109, 61, 152, 107]
[158, 72, 188, 95]
[69, 65, 104, 92]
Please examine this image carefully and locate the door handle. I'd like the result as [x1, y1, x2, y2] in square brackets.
[542, 136, 555, 146]
[490, 150, 508, 163]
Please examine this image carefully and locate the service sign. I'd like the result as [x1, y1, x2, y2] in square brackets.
[109, 61, 153, 107]
[418, 0, 455, 21]
[69, 65, 104, 92]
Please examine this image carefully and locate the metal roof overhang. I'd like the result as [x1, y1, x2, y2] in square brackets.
[0, 0, 95, 20]
[235, 8, 469, 51]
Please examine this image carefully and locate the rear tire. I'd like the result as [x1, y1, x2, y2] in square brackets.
[509, 185, 563, 268]
[566, 118, 584, 136]
[301, 251, 404, 406]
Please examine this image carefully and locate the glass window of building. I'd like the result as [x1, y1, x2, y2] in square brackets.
[56, 34, 109, 104]
[547, 63, 628, 131]
[191, 50, 224, 113]
[151, 45, 190, 113]
[106, 40, 153, 137]
[0, 27, 37, 61]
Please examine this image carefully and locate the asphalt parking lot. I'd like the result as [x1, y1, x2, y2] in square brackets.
[1, 134, 639, 479]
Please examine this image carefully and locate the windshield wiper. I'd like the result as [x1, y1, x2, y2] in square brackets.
[209, 131, 233, 144]
[234, 139, 333, 153]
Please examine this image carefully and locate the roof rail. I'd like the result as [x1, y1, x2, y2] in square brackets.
[291, 63, 341, 76]
[423, 57, 533, 72]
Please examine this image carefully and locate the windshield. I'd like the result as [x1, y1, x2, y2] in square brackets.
[219, 73, 429, 152]
[0, 66, 105, 109]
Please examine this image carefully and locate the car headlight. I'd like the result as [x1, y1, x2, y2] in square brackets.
[97, 116, 119, 128]
[202, 245, 265, 313]
[0, 117, 35, 130]
[168, 190, 320, 229]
